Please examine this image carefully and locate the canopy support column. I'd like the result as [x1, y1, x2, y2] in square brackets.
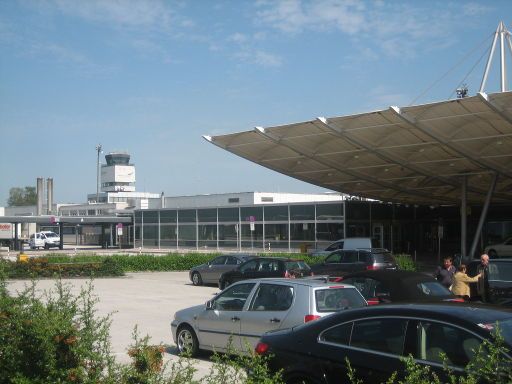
[469, 173, 498, 259]
[461, 176, 467, 259]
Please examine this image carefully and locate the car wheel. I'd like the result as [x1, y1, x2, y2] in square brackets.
[176, 325, 199, 357]
[44, 243, 49, 250]
[191, 272, 203, 286]
[488, 249, 498, 258]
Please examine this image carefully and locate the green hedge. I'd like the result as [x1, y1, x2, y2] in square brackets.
[4, 258, 124, 278]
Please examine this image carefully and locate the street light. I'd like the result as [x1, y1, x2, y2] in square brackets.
[95, 144, 102, 203]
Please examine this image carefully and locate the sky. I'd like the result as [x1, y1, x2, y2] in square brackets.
[1, 0, 511, 205]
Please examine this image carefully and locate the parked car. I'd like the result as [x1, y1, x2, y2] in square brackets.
[171, 278, 367, 356]
[28, 231, 60, 250]
[256, 303, 512, 383]
[189, 254, 255, 286]
[339, 270, 464, 304]
[467, 258, 512, 306]
[218, 257, 312, 289]
[308, 237, 373, 257]
[310, 249, 397, 277]
[484, 237, 512, 258]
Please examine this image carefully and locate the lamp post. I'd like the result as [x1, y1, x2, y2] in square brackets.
[95, 144, 102, 203]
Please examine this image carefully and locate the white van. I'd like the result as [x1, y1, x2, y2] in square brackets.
[309, 237, 373, 257]
[29, 231, 60, 250]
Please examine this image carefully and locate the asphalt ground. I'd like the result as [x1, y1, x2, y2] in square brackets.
[6, 271, 220, 379]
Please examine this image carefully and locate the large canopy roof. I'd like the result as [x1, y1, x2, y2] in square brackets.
[205, 91, 512, 205]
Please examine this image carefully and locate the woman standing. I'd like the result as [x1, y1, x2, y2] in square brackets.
[451, 264, 481, 300]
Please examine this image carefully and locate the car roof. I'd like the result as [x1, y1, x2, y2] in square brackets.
[468, 258, 512, 264]
[238, 277, 358, 289]
[247, 257, 306, 262]
[324, 302, 512, 327]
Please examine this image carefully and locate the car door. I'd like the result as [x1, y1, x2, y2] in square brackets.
[239, 282, 295, 351]
[202, 256, 227, 283]
[317, 317, 410, 383]
[323, 250, 359, 275]
[195, 282, 256, 352]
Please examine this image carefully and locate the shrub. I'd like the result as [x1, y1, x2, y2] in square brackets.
[394, 253, 418, 271]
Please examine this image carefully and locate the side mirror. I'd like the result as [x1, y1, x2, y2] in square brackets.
[206, 300, 214, 310]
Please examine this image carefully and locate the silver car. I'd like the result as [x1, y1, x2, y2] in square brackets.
[189, 254, 255, 286]
[171, 278, 367, 356]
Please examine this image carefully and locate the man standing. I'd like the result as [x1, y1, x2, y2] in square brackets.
[477, 253, 490, 302]
[434, 256, 456, 289]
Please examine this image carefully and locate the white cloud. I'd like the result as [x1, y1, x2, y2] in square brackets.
[234, 49, 283, 68]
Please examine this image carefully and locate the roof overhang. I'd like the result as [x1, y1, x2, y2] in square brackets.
[0, 216, 132, 225]
[205, 91, 512, 205]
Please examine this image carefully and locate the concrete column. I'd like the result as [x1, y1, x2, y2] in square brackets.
[461, 176, 467, 258]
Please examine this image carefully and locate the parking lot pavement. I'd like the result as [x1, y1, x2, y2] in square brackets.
[6, 272, 219, 378]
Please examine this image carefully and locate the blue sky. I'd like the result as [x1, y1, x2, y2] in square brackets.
[1, 0, 510, 205]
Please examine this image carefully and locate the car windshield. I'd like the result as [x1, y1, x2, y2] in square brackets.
[45, 232, 59, 238]
[315, 288, 367, 312]
[489, 262, 512, 281]
[285, 261, 310, 271]
[415, 281, 452, 296]
[372, 252, 395, 263]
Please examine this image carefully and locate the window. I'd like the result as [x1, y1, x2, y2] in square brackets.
[316, 203, 344, 220]
[326, 241, 344, 251]
[416, 321, 483, 367]
[261, 196, 274, 202]
[218, 208, 239, 222]
[340, 251, 359, 263]
[241, 207, 263, 221]
[228, 198, 240, 203]
[178, 210, 196, 223]
[226, 256, 241, 265]
[239, 260, 258, 273]
[350, 318, 408, 355]
[325, 252, 342, 264]
[290, 205, 315, 220]
[212, 283, 256, 311]
[264, 206, 288, 221]
[250, 284, 294, 311]
[315, 288, 367, 312]
[198, 209, 217, 222]
[210, 256, 227, 266]
[338, 277, 385, 300]
[258, 259, 280, 272]
[321, 322, 352, 345]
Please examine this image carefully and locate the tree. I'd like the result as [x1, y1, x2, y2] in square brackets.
[7, 186, 37, 206]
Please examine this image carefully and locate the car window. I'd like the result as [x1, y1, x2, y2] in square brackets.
[489, 262, 512, 281]
[211, 256, 227, 266]
[416, 321, 483, 367]
[45, 232, 59, 238]
[372, 252, 395, 263]
[321, 322, 353, 345]
[325, 252, 342, 264]
[358, 252, 372, 263]
[239, 260, 258, 273]
[505, 238, 512, 245]
[284, 261, 310, 271]
[315, 288, 367, 312]
[326, 241, 343, 251]
[416, 281, 451, 297]
[249, 284, 294, 311]
[340, 251, 358, 263]
[350, 318, 408, 355]
[212, 282, 256, 311]
[258, 259, 280, 272]
[342, 277, 382, 299]
[225, 256, 240, 265]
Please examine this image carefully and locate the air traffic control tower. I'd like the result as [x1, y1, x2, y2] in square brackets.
[101, 152, 136, 193]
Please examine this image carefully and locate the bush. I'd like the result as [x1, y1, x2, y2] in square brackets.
[394, 253, 418, 271]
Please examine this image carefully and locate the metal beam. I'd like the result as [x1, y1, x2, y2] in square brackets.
[469, 173, 498, 259]
[477, 92, 512, 127]
[461, 176, 467, 259]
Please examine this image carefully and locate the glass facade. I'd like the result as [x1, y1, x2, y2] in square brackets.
[134, 202, 345, 251]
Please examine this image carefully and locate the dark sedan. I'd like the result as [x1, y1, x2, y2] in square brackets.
[218, 257, 311, 289]
[256, 304, 512, 383]
[189, 254, 256, 286]
[310, 249, 396, 277]
[338, 270, 464, 304]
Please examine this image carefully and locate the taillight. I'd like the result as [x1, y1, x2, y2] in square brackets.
[304, 314, 321, 323]
[329, 276, 343, 282]
[367, 298, 380, 305]
[255, 342, 269, 355]
[366, 264, 377, 270]
[445, 297, 465, 303]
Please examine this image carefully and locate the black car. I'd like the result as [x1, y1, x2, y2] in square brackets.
[218, 257, 311, 289]
[467, 258, 512, 306]
[310, 249, 397, 277]
[256, 304, 512, 384]
[189, 254, 256, 286]
[339, 270, 463, 304]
